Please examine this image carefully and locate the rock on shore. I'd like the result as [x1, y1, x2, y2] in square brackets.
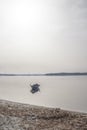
[0, 99, 87, 130]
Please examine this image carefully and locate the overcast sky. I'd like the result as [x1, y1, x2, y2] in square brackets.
[0, 0, 87, 73]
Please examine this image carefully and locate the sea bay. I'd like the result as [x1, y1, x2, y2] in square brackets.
[0, 76, 87, 112]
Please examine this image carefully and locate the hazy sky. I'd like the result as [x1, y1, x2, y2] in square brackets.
[0, 0, 87, 72]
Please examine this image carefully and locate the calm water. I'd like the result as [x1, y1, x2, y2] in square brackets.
[0, 76, 87, 112]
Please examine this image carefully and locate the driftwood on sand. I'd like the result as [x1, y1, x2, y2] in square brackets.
[0, 99, 87, 130]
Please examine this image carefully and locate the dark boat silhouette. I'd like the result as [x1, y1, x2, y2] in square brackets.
[30, 83, 40, 93]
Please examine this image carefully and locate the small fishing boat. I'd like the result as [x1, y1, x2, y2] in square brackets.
[30, 83, 40, 93]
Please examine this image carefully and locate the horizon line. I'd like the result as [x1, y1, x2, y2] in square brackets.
[0, 72, 87, 76]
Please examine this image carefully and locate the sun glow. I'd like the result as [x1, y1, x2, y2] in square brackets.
[8, 3, 47, 30]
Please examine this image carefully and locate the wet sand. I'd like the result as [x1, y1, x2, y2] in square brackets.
[0, 99, 87, 130]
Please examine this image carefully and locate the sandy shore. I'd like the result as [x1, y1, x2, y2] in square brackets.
[0, 99, 87, 130]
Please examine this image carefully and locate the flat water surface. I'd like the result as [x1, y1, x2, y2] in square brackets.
[0, 76, 87, 112]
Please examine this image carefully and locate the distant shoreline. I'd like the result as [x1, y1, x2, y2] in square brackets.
[45, 72, 87, 76]
[0, 72, 87, 76]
